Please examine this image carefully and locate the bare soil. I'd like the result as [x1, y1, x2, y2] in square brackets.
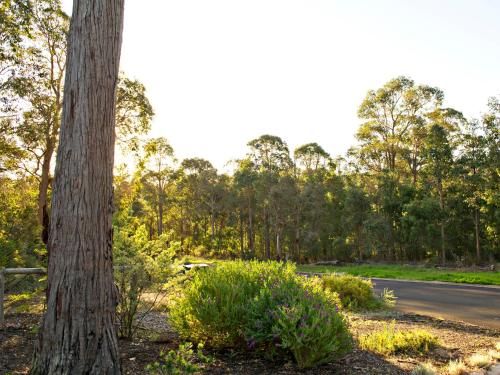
[1, 306, 498, 374]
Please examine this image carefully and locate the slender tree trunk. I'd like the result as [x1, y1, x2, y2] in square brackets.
[474, 208, 481, 263]
[210, 210, 215, 245]
[31, 1, 124, 373]
[264, 210, 271, 259]
[357, 225, 363, 261]
[158, 191, 164, 236]
[247, 195, 254, 255]
[438, 180, 446, 265]
[239, 209, 244, 257]
[276, 231, 281, 260]
[38, 141, 54, 245]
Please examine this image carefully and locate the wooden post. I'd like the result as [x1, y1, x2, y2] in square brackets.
[0, 267, 5, 328]
[0, 268, 46, 329]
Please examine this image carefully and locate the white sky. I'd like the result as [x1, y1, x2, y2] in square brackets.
[62, 0, 500, 171]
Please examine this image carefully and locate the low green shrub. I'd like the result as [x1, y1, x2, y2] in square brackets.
[359, 322, 439, 355]
[170, 260, 297, 346]
[246, 276, 351, 368]
[169, 261, 352, 368]
[321, 274, 382, 310]
[146, 342, 212, 375]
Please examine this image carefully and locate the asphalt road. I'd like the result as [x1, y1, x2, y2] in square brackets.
[371, 278, 500, 330]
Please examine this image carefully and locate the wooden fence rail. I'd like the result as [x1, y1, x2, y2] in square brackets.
[0, 267, 46, 328]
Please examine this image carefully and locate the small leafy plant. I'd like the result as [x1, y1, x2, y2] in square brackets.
[146, 342, 212, 375]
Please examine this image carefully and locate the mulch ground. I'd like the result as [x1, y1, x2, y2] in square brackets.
[1, 309, 499, 374]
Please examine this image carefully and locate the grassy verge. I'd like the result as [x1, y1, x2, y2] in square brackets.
[297, 264, 500, 285]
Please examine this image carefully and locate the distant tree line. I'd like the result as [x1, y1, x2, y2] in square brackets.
[112, 87, 498, 264]
[1, 1, 498, 268]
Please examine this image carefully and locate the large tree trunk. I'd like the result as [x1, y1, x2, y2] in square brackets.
[31, 0, 124, 374]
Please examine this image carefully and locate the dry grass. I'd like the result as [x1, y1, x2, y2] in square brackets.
[466, 352, 493, 368]
[410, 362, 437, 375]
[443, 360, 468, 375]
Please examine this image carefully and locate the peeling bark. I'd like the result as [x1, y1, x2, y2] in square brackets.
[31, 0, 125, 374]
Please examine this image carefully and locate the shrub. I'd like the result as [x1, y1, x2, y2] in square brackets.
[146, 342, 212, 375]
[114, 225, 173, 339]
[359, 322, 439, 355]
[170, 260, 297, 346]
[170, 261, 352, 368]
[321, 273, 383, 310]
[246, 276, 351, 368]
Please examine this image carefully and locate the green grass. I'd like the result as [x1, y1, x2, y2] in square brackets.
[297, 264, 500, 285]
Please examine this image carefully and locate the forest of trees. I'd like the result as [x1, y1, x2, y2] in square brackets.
[1, 0, 499, 272]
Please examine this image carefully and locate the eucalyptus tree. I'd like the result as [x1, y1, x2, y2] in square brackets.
[356, 76, 443, 178]
[457, 120, 488, 263]
[32, 0, 125, 372]
[424, 124, 453, 263]
[294, 142, 332, 173]
[5, 0, 153, 244]
[178, 158, 218, 247]
[247, 135, 292, 258]
[234, 158, 258, 256]
[0, 0, 31, 96]
[142, 137, 175, 236]
[481, 96, 499, 258]
[12, 0, 69, 243]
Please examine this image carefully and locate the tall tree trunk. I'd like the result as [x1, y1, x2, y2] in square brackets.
[38, 139, 55, 245]
[474, 208, 481, 263]
[438, 180, 446, 265]
[247, 195, 254, 255]
[158, 191, 164, 236]
[276, 231, 281, 260]
[357, 225, 363, 261]
[239, 209, 244, 257]
[31, 0, 124, 373]
[210, 210, 215, 245]
[264, 210, 271, 259]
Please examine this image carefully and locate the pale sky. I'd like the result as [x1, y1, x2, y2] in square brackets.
[62, 0, 500, 171]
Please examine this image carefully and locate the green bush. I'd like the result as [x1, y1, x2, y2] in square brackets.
[146, 342, 212, 375]
[170, 260, 297, 346]
[170, 261, 352, 368]
[245, 276, 351, 367]
[321, 274, 382, 310]
[359, 322, 439, 355]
